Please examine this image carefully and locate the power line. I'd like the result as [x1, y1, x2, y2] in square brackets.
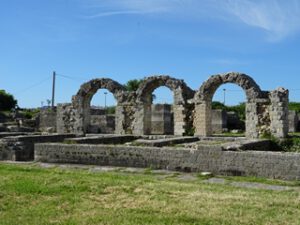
[15, 76, 52, 94]
[56, 73, 87, 82]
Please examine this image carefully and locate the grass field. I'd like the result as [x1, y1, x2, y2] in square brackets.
[0, 163, 300, 225]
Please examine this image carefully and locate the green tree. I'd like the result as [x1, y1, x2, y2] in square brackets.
[212, 101, 246, 121]
[289, 102, 300, 113]
[124, 79, 157, 101]
[211, 101, 226, 110]
[124, 79, 143, 91]
[0, 90, 17, 111]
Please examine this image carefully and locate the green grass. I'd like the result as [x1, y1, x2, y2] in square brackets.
[0, 163, 300, 225]
[212, 132, 245, 137]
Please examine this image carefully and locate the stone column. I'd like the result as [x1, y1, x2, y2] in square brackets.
[245, 102, 259, 139]
[115, 105, 125, 134]
[269, 88, 289, 138]
[132, 104, 151, 135]
[173, 104, 186, 135]
[56, 103, 77, 134]
[194, 101, 212, 136]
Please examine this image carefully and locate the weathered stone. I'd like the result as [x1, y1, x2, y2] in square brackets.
[211, 109, 227, 133]
[289, 110, 298, 132]
[193, 72, 288, 139]
[55, 73, 289, 139]
[35, 143, 300, 181]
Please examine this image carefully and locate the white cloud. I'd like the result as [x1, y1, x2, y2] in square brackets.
[224, 0, 300, 41]
[82, 0, 300, 41]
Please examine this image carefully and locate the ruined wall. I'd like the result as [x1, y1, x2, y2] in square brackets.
[56, 73, 289, 139]
[0, 134, 75, 161]
[289, 111, 299, 133]
[56, 103, 77, 134]
[194, 72, 288, 139]
[269, 88, 289, 138]
[134, 76, 194, 136]
[151, 104, 173, 135]
[39, 109, 57, 133]
[211, 110, 227, 133]
[36, 143, 300, 180]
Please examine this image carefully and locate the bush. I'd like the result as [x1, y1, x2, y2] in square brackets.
[289, 102, 300, 113]
[106, 106, 116, 114]
[212, 101, 246, 121]
[0, 90, 17, 111]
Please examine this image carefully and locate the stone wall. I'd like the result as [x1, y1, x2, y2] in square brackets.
[0, 134, 76, 161]
[211, 110, 227, 133]
[194, 73, 288, 138]
[35, 143, 300, 180]
[39, 109, 57, 132]
[89, 115, 115, 134]
[151, 104, 173, 135]
[289, 110, 299, 133]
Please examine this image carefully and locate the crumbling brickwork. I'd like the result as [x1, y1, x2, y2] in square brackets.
[56, 73, 289, 138]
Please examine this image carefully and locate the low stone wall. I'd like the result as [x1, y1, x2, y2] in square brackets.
[0, 132, 34, 138]
[0, 134, 76, 161]
[35, 143, 300, 180]
[65, 135, 137, 145]
[134, 136, 199, 147]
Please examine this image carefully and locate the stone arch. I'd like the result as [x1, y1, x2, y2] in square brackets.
[72, 78, 126, 134]
[193, 72, 263, 138]
[195, 72, 262, 103]
[134, 75, 194, 135]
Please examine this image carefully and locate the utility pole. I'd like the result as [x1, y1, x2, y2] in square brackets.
[51, 71, 56, 109]
[104, 92, 107, 114]
[223, 88, 226, 105]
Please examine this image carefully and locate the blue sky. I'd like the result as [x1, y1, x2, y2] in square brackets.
[1, 0, 300, 107]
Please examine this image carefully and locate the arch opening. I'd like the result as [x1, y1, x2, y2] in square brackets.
[194, 73, 263, 138]
[147, 86, 174, 135]
[72, 78, 125, 134]
[135, 76, 193, 136]
[88, 89, 117, 134]
[211, 84, 247, 137]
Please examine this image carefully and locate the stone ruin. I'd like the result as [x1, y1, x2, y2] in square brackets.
[2, 72, 299, 181]
[55, 72, 289, 139]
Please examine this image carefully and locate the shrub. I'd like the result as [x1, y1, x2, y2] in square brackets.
[0, 90, 17, 111]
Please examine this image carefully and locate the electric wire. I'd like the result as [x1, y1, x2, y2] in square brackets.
[15, 76, 52, 94]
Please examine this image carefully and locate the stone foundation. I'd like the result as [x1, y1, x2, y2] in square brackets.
[35, 143, 300, 180]
[0, 134, 76, 161]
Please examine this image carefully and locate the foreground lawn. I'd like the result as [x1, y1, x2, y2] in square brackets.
[0, 163, 299, 225]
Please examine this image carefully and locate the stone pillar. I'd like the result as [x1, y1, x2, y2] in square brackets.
[288, 110, 298, 133]
[56, 103, 76, 134]
[132, 104, 151, 135]
[151, 104, 173, 135]
[173, 104, 186, 136]
[211, 109, 227, 133]
[245, 102, 259, 139]
[194, 101, 212, 136]
[269, 88, 289, 138]
[39, 109, 57, 133]
[115, 105, 129, 135]
[115, 105, 123, 134]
